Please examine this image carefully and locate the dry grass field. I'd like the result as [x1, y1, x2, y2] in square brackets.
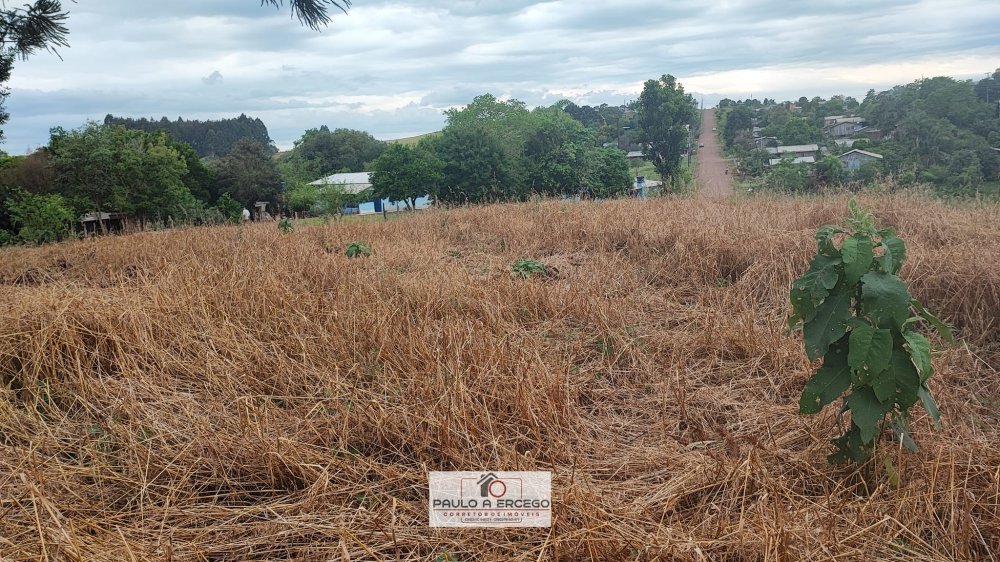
[0, 194, 998, 561]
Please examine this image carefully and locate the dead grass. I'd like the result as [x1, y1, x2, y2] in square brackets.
[0, 193, 998, 561]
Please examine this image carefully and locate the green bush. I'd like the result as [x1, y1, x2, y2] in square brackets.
[214, 192, 243, 223]
[6, 191, 75, 245]
[346, 241, 371, 258]
[789, 200, 952, 468]
[511, 259, 546, 279]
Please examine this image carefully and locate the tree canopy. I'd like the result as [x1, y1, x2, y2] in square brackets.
[213, 138, 284, 209]
[278, 126, 386, 184]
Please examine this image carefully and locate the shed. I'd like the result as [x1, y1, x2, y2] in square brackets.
[80, 212, 126, 234]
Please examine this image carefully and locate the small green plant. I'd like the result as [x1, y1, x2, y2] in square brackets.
[789, 199, 952, 466]
[346, 241, 371, 258]
[511, 258, 546, 279]
[278, 217, 294, 233]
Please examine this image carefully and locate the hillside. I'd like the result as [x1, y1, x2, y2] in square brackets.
[1, 194, 998, 560]
[387, 131, 441, 145]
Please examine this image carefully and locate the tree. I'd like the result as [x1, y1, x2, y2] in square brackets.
[434, 125, 523, 204]
[778, 118, 823, 145]
[585, 147, 632, 198]
[637, 74, 697, 186]
[723, 105, 755, 148]
[6, 189, 73, 244]
[369, 143, 442, 209]
[49, 124, 198, 226]
[522, 108, 594, 196]
[815, 156, 846, 186]
[284, 183, 320, 214]
[213, 138, 283, 209]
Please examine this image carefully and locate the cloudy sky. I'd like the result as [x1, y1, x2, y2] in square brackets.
[4, 0, 999, 153]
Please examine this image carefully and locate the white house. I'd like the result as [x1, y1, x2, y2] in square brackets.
[309, 172, 432, 215]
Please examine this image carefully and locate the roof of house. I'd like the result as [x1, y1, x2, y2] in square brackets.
[309, 172, 373, 194]
[769, 156, 816, 165]
[838, 149, 883, 160]
[626, 151, 644, 159]
[766, 144, 819, 154]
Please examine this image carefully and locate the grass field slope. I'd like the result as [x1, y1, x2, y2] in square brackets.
[1, 194, 998, 560]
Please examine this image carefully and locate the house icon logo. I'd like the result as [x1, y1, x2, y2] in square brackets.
[477, 473, 507, 498]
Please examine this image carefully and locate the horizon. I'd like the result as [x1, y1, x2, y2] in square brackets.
[3, 0, 998, 153]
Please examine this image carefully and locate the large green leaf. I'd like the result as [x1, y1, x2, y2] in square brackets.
[842, 234, 874, 286]
[872, 347, 920, 409]
[799, 337, 851, 414]
[790, 265, 839, 323]
[879, 236, 906, 275]
[803, 292, 853, 361]
[847, 387, 885, 444]
[903, 331, 933, 382]
[860, 271, 911, 330]
[910, 299, 954, 343]
[848, 323, 893, 381]
[919, 384, 942, 430]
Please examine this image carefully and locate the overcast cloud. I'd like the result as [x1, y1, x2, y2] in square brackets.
[4, 0, 999, 153]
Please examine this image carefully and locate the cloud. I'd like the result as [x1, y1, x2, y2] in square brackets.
[201, 70, 224, 86]
[2, 0, 999, 152]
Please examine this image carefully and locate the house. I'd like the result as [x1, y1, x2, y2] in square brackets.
[625, 151, 644, 160]
[823, 115, 847, 127]
[838, 149, 883, 171]
[823, 116, 867, 138]
[309, 171, 432, 215]
[855, 127, 882, 141]
[766, 144, 819, 161]
[834, 138, 858, 148]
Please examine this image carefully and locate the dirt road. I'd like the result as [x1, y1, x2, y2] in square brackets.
[695, 108, 733, 198]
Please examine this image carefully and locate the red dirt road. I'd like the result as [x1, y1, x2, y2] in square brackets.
[696, 108, 733, 198]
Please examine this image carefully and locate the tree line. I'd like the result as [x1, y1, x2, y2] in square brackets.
[287, 76, 698, 214]
[104, 114, 275, 158]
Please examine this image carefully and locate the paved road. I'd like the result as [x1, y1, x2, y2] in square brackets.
[695, 108, 733, 198]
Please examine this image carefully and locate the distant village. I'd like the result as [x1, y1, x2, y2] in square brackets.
[756, 113, 884, 172]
